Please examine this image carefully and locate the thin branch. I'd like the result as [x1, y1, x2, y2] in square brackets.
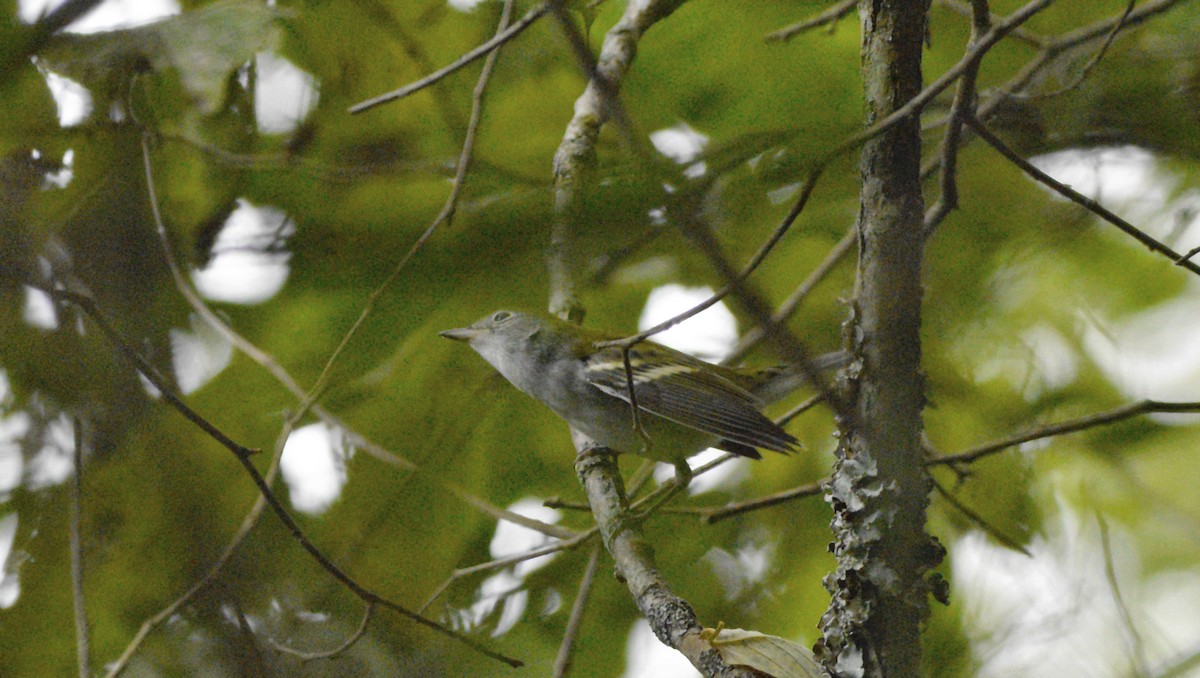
[595, 169, 825, 351]
[552, 543, 601, 678]
[1097, 513, 1150, 676]
[765, 0, 857, 42]
[420, 529, 598, 614]
[725, 225, 855, 363]
[929, 400, 1200, 466]
[931, 477, 1031, 557]
[830, 0, 1055, 162]
[934, 0, 1044, 47]
[1006, 0, 1136, 100]
[70, 416, 90, 678]
[698, 480, 824, 524]
[267, 603, 375, 662]
[38, 287, 520, 668]
[348, 1, 548, 113]
[964, 117, 1200, 278]
[105, 412, 301, 678]
[309, 0, 516, 402]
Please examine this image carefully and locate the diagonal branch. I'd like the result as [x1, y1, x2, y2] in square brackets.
[964, 117, 1200, 278]
[929, 400, 1200, 466]
[349, 1, 549, 113]
[765, 0, 857, 42]
[36, 285, 522, 668]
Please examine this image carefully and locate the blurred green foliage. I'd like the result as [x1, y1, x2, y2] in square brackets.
[1, 0, 1199, 675]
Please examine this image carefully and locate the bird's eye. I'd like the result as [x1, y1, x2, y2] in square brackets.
[491, 311, 512, 323]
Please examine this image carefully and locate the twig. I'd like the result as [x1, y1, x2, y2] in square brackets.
[267, 603, 375, 662]
[595, 168, 825, 350]
[830, 0, 1055, 163]
[70, 417, 90, 678]
[552, 543, 601, 678]
[928, 400, 1200, 466]
[964, 117, 1200, 278]
[420, 528, 598, 614]
[1097, 513, 1150, 676]
[934, 0, 990, 223]
[40, 287, 521, 668]
[725, 225, 855, 363]
[349, 1, 548, 113]
[935, 0, 1044, 46]
[105, 412, 301, 678]
[699, 480, 824, 524]
[765, 0, 857, 42]
[1006, 0, 1136, 100]
[142, 136, 568, 541]
[309, 0, 517, 402]
[931, 477, 1031, 557]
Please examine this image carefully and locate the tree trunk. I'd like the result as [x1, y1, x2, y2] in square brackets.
[817, 1, 944, 675]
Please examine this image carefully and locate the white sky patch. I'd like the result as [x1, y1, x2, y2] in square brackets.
[0, 513, 20, 609]
[253, 52, 319, 135]
[650, 123, 709, 179]
[639, 285, 737, 362]
[25, 413, 73, 490]
[19, 0, 179, 31]
[22, 286, 57, 330]
[641, 285, 747, 493]
[954, 503, 1200, 677]
[192, 198, 293, 305]
[447, 0, 487, 12]
[466, 498, 562, 636]
[280, 423, 347, 515]
[702, 528, 777, 601]
[41, 70, 92, 127]
[44, 148, 75, 188]
[1081, 288, 1200, 415]
[0, 371, 29, 500]
[170, 313, 233, 395]
[1032, 146, 1200, 249]
[623, 619, 700, 678]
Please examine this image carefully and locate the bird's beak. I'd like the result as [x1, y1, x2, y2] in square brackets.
[439, 327, 478, 342]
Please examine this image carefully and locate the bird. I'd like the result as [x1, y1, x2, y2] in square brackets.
[440, 310, 846, 484]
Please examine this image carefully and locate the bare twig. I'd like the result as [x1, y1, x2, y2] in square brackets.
[1007, 0, 1136, 100]
[931, 477, 1031, 557]
[70, 417, 90, 678]
[964, 117, 1200, 278]
[310, 0, 517, 402]
[38, 286, 520, 668]
[420, 528, 597, 614]
[936, 0, 990, 218]
[267, 603, 375, 662]
[725, 225, 855, 362]
[596, 169, 825, 351]
[105, 412, 301, 678]
[552, 543, 601, 678]
[935, 0, 1044, 46]
[831, 0, 1055, 162]
[349, 1, 548, 113]
[765, 0, 857, 42]
[699, 479, 824, 524]
[929, 400, 1200, 466]
[1097, 513, 1150, 676]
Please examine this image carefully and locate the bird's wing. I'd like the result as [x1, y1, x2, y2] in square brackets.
[583, 346, 797, 455]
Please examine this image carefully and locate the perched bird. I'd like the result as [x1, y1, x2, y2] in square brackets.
[440, 310, 845, 484]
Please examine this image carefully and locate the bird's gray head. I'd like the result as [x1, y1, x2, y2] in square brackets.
[439, 310, 555, 377]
